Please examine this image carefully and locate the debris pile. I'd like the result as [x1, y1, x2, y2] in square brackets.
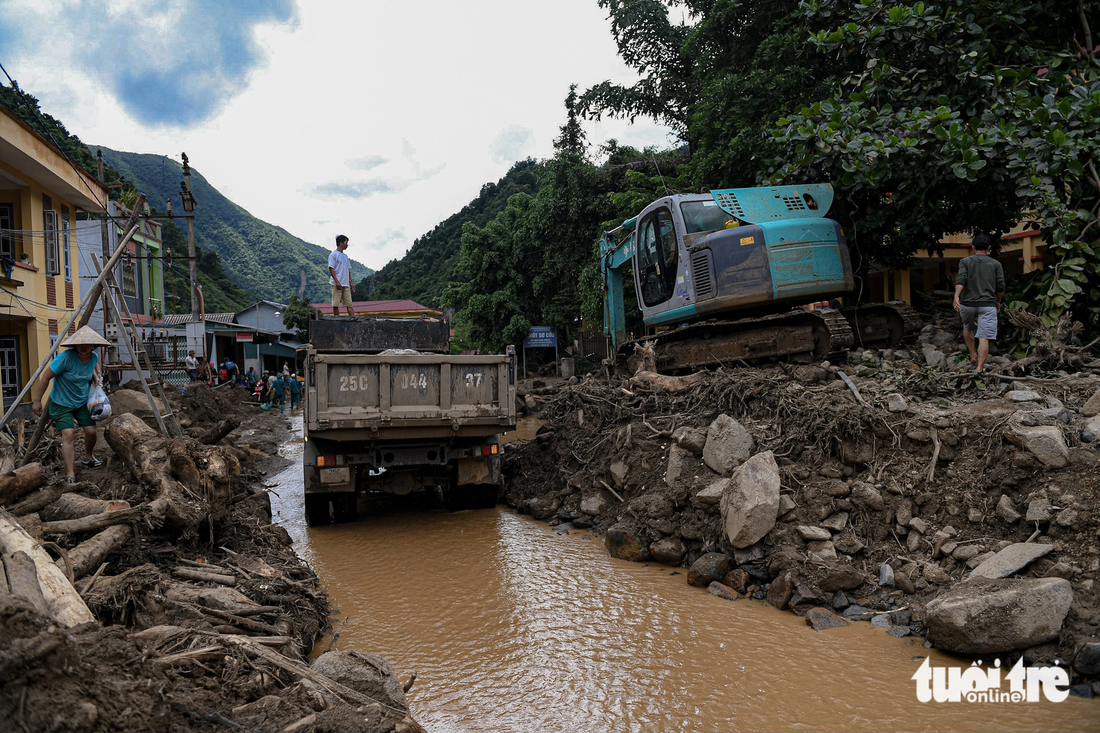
[0, 383, 424, 733]
[507, 349, 1100, 693]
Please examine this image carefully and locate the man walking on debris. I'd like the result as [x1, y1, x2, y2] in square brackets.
[953, 233, 1005, 372]
[185, 349, 198, 382]
[328, 234, 354, 316]
[31, 326, 108, 483]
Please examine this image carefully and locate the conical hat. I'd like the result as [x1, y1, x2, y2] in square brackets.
[63, 325, 111, 347]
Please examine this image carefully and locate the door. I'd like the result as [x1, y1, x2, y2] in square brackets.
[635, 207, 678, 308]
[0, 337, 22, 410]
[0, 203, 13, 260]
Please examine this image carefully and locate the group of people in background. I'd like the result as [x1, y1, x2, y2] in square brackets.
[254, 364, 301, 414]
[183, 349, 301, 411]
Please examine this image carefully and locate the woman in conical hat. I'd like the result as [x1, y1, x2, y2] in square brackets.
[31, 326, 109, 483]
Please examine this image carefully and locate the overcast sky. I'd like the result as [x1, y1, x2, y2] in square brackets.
[0, 0, 674, 271]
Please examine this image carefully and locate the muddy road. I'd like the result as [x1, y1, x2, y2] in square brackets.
[270, 426, 1097, 731]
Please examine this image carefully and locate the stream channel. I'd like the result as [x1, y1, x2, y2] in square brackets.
[268, 416, 1097, 732]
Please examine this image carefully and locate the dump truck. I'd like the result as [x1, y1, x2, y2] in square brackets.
[302, 315, 516, 525]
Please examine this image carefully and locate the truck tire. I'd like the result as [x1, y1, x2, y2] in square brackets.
[331, 493, 357, 523]
[304, 494, 331, 527]
[472, 483, 498, 509]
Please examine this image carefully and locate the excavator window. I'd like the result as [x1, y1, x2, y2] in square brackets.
[681, 200, 735, 234]
[637, 208, 678, 307]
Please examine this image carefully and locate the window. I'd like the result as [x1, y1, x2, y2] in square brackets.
[61, 206, 71, 280]
[43, 208, 60, 276]
[636, 207, 678, 307]
[0, 203, 13, 260]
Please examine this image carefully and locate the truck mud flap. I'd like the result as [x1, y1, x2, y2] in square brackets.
[457, 456, 501, 486]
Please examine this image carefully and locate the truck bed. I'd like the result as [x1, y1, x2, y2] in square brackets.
[306, 349, 516, 440]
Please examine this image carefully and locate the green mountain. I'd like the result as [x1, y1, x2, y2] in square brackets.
[96, 147, 371, 305]
[356, 159, 540, 307]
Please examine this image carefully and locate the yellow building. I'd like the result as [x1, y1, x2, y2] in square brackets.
[869, 221, 1047, 305]
[0, 104, 108, 411]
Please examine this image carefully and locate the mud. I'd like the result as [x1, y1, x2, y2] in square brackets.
[506, 345, 1100, 692]
[0, 383, 422, 733]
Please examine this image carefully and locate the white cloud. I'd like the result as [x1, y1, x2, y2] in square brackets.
[1, 0, 674, 272]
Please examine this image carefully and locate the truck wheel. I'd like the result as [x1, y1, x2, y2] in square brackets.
[304, 494, 331, 527]
[473, 483, 498, 509]
[332, 493, 357, 523]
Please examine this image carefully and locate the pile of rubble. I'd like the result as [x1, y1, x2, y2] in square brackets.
[507, 348, 1100, 694]
[0, 383, 423, 733]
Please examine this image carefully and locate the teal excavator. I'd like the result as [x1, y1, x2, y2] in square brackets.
[599, 183, 920, 373]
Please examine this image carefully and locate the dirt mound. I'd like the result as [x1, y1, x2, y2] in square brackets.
[506, 359, 1100, 684]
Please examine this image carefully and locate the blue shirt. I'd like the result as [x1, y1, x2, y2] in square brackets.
[289, 377, 301, 395]
[49, 349, 98, 408]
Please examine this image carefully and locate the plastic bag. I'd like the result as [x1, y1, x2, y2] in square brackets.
[87, 384, 112, 422]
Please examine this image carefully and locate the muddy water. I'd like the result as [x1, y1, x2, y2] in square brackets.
[270, 421, 1097, 733]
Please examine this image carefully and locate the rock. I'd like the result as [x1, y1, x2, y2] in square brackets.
[895, 573, 916, 594]
[796, 525, 832, 542]
[310, 651, 409, 720]
[672, 427, 708, 456]
[524, 395, 537, 413]
[1026, 498, 1052, 523]
[1082, 389, 1100, 418]
[895, 500, 913, 527]
[778, 494, 797, 517]
[967, 551, 995, 569]
[832, 591, 849, 610]
[722, 569, 750, 595]
[665, 445, 688, 487]
[924, 577, 1074, 653]
[879, 563, 895, 588]
[706, 581, 741, 601]
[1004, 424, 1070, 468]
[887, 625, 913, 638]
[649, 537, 686, 566]
[805, 607, 850, 631]
[819, 564, 865, 592]
[528, 496, 560, 520]
[1055, 508, 1079, 528]
[870, 614, 891, 628]
[580, 492, 609, 516]
[908, 517, 930, 535]
[695, 479, 727, 506]
[850, 482, 885, 511]
[1045, 562, 1074, 580]
[606, 524, 650, 562]
[1075, 643, 1100, 675]
[703, 414, 754, 475]
[996, 495, 1021, 523]
[609, 461, 629, 489]
[968, 543, 1054, 579]
[922, 345, 946, 370]
[807, 540, 837, 563]
[834, 534, 865, 555]
[922, 563, 951, 584]
[842, 604, 874, 620]
[719, 450, 780, 549]
[635, 494, 675, 519]
[766, 573, 794, 610]
[1007, 390, 1043, 402]
[907, 531, 923, 553]
[952, 545, 981, 562]
[838, 441, 873, 466]
[733, 542, 765, 565]
[687, 552, 733, 587]
[967, 507, 984, 523]
[821, 512, 848, 532]
[886, 393, 908, 413]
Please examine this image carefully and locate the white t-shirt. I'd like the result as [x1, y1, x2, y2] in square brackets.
[328, 249, 351, 287]
[185, 355, 198, 370]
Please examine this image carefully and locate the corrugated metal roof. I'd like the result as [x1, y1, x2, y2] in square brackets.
[160, 313, 237, 325]
[314, 299, 436, 315]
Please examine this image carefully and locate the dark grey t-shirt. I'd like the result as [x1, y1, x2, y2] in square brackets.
[957, 254, 1005, 307]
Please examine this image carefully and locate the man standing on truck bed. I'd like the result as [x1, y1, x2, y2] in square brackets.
[328, 235, 354, 316]
[953, 233, 1005, 373]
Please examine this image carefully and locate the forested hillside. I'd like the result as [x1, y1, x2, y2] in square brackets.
[97, 148, 371, 305]
[355, 159, 540, 307]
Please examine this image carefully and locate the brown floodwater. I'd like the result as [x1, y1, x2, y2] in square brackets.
[270, 418, 1098, 733]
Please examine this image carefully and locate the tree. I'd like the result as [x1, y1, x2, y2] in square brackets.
[282, 295, 320, 340]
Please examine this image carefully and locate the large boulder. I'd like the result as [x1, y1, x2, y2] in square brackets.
[703, 414, 754, 475]
[310, 651, 410, 724]
[649, 537, 686, 566]
[924, 577, 1073, 653]
[606, 523, 649, 562]
[1004, 424, 1069, 468]
[720, 451, 780, 549]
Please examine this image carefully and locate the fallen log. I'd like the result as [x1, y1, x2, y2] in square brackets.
[165, 583, 265, 615]
[40, 503, 150, 535]
[14, 512, 42, 542]
[196, 605, 282, 635]
[9, 483, 75, 517]
[629, 370, 705, 393]
[66, 524, 133, 580]
[0, 463, 45, 506]
[0, 509, 94, 626]
[173, 567, 237, 586]
[41, 493, 130, 522]
[197, 418, 238, 446]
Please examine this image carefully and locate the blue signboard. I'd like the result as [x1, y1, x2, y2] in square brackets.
[524, 326, 556, 348]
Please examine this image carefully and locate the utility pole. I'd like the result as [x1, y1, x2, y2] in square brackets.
[96, 150, 112, 335]
[180, 153, 199, 322]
